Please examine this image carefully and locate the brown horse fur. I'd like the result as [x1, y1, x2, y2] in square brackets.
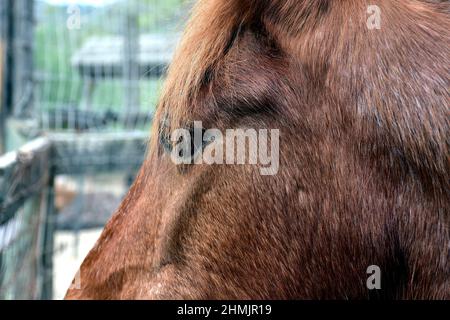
[66, 0, 449, 299]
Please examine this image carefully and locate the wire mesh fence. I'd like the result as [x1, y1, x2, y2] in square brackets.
[0, 0, 189, 299]
[0, 138, 53, 300]
[29, 0, 184, 136]
[0, 189, 52, 300]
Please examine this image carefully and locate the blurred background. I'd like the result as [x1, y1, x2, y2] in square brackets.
[0, 0, 188, 299]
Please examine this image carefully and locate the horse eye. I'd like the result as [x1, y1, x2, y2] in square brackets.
[189, 127, 207, 158]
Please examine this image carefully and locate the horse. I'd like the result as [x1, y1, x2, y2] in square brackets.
[65, 0, 449, 299]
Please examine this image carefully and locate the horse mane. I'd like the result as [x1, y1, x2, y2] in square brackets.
[155, 0, 449, 195]
[156, 0, 258, 128]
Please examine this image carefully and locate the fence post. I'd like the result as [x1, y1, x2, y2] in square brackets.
[0, 43, 4, 154]
[0, 0, 10, 154]
[41, 174, 55, 300]
[11, 0, 34, 118]
[0, 0, 11, 284]
[123, 2, 140, 126]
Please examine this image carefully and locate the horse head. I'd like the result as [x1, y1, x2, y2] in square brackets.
[66, 0, 449, 299]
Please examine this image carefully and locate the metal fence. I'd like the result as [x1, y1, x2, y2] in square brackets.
[0, 0, 188, 299]
[0, 138, 53, 300]
[32, 0, 183, 135]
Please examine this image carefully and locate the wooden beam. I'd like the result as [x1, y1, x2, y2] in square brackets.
[0, 137, 51, 225]
[50, 132, 148, 175]
[0, 132, 148, 224]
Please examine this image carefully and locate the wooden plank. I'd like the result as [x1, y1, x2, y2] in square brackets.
[50, 132, 148, 175]
[71, 34, 178, 79]
[0, 132, 148, 223]
[0, 137, 51, 225]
